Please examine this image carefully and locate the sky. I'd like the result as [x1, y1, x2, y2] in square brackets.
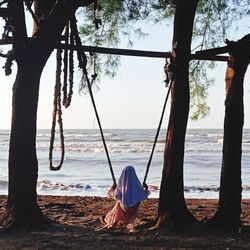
[0, 15, 249, 130]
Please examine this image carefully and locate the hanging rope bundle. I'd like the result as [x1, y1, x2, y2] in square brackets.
[49, 15, 81, 171]
[49, 49, 65, 171]
[62, 22, 75, 108]
[62, 23, 69, 106]
[66, 24, 75, 107]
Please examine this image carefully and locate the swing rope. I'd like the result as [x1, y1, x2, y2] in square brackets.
[86, 75, 117, 188]
[69, 11, 117, 187]
[81, 50, 173, 188]
[142, 80, 173, 188]
[48, 9, 173, 188]
[143, 58, 174, 187]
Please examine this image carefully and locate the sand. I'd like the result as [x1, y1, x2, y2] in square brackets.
[1, 195, 250, 249]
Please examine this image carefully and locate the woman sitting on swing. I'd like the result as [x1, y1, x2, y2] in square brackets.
[102, 165, 150, 232]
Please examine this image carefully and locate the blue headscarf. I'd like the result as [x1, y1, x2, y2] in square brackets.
[114, 165, 148, 208]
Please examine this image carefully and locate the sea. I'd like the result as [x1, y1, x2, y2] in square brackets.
[0, 129, 250, 199]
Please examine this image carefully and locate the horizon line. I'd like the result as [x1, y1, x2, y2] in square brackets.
[1, 127, 250, 130]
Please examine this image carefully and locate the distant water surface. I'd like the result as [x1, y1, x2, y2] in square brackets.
[0, 129, 249, 199]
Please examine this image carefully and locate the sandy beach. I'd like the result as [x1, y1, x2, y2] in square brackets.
[1, 195, 250, 249]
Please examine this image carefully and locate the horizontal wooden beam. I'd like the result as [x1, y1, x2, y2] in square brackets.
[56, 43, 173, 59]
[0, 7, 8, 17]
[56, 43, 228, 61]
[0, 37, 12, 45]
[0, 38, 228, 61]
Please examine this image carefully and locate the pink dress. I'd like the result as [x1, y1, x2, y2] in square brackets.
[104, 166, 149, 229]
[105, 200, 140, 228]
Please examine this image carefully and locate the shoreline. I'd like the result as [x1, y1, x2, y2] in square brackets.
[1, 195, 250, 249]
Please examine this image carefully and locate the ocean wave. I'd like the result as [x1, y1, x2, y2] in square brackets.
[148, 184, 159, 191]
[152, 139, 165, 144]
[35, 182, 250, 195]
[2, 178, 250, 198]
[0, 180, 8, 188]
[184, 185, 250, 192]
[208, 133, 222, 137]
[37, 180, 91, 191]
[217, 138, 223, 144]
[49, 143, 163, 154]
[36, 181, 162, 194]
[141, 185, 250, 193]
[35, 134, 249, 150]
[216, 138, 250, 144]
[184, 186, 219, 192]
[66, 134, 85, 138]
[144, 185, 221, 193]
[37, 133, 51, 137]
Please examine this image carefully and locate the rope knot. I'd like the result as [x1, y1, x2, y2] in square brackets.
[3, 50, 15, 76]
[94, 3, 103, 29]
[91, 73, 98, 81]
[164, 56, 175, 86]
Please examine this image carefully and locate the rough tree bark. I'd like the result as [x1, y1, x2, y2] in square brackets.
[208, 35, 250, 232]
[0, 0, 93, 232]
[155, 0, 199, 229]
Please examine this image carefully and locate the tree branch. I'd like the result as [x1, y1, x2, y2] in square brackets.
[195, 33, 250, 56]
[7, 0, 27, 55]
[31, 0, 95, 52]
[75, 0, 95, 8]
[0, 0, 7, 7]
[0, 51, 8, 57]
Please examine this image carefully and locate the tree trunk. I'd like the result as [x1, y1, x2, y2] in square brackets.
[156, 0, 199, 229]
[208, 36, 250, 232]
[0, 0, 71, 232]
[0, 57, 50, 231]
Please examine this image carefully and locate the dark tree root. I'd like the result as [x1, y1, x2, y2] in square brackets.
[0, 205, 53, 234]
[150, 212, 173, 230]
[205, 210, 242, 233]
[151, 209, 201, 231]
